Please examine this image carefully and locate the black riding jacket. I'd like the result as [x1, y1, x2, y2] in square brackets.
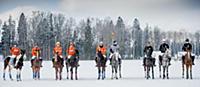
[144, 46, 154, 57]
[159, 43, 169, 53]
[182, 43, 192, 51]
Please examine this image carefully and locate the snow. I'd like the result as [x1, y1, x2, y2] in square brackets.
[0, 60, 200, 87]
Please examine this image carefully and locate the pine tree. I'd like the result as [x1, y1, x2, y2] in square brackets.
[84, 19, 94, 60]
[1, 22, 11, 57]
[17, 13, 28, 50]
[133, 18, 142, 59]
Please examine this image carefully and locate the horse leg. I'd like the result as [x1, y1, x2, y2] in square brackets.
[119, 64, 122, 78]
[55, 68, 58, 80]
[163, 66, 165, 79]
[97, 67, 101, 80]
[70, 67, 73, 80]
[186, 65, 189, 79]
[9, 66, 13, 81]
[182, 63, 184, 78]
[19, 69, 22, 81]
[167, 66, 169, 79]
[75, 67, 78, 80]
[115, 66, 118, 79]
[66, 65, 69, 79]
[146, 67, 149, 79]
[190, 65, 192, 79]
[111, 66, 114, 79]
[159, 64, 162, 78]
[102, 67, 106, 80]
[152, 66, 154, 79]
[38, 68, 40, 80]
[59, 68, 62, 80]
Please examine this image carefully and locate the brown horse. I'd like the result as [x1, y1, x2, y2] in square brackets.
[53, 53, 64, 80]
[182, 49, 193, 79]
[95, 51, 107, 80]
[66, 49, 79, 80]
[31, 51, 42, 80]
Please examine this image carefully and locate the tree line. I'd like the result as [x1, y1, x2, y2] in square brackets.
[0, 11, 200, 60]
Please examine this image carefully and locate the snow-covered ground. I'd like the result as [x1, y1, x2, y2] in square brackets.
[0, 60, 200, 87]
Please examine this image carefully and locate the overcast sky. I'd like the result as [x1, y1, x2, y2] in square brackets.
[0, 0, 200, 31]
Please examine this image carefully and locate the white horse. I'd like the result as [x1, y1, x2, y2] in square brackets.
[161, 49, 171, 79]
[110, 52, 122, 79]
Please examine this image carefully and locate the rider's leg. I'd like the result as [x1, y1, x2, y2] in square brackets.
[168, 57, 171, 65]
[31, 56, 36, 67]
[191, 55, 195, 65]
[143, 57, 146, 66]
[159, 55, 162, 65]
[9, 55, 16, 66]
[182, 56, 184, 64]
[109, 53, 113, 65]
[152, 57, 156, 66]
[118, 54, 122, 64]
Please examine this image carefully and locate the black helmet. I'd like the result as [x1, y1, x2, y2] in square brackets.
[185, 38, 189, 42]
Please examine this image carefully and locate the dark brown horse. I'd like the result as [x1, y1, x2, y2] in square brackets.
[182, 49, 193, 79]
[66, 49, 79, 80]
[53, 53, 64, 80]
[31, 51, 42, 80]
[3, 50, 26, 81]
[95, 51, 107, 80]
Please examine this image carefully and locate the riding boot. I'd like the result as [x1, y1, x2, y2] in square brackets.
[118, 58, 122, 65]
[153, 58, 156, 66]
[31, 59, 34, 67]
[192, 56, 195, 65]
[168, 57, 171, 65]
[52, 58, 55, 67]
[40, 59, 43, 67]
[182, 56, 184, 64]
[143, 58, 146, 66]
[109, 58, 112, 65]
[61, 58, 64, 67]
[159, 55, 162, 65]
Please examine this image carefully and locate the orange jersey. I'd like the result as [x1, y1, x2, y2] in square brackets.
[10, 47, 21, 56]
[96, 46, 107, 55]
[53, 46, 62, 56]
[32, 47, 40, 56]
[67, 45, 76, 56]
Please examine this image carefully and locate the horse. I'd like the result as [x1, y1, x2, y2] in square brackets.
[52, 53, 64, 80]
[95, 51, 107, 80]
[159, 49, 171, 79]
[3, 50, 26, 81]
[65, 50, 79, 80]
[182, 49, 193, 79]
[143, 49, 155, 79]
[31, 51, 42, 80]
[110, 52, 122, 80]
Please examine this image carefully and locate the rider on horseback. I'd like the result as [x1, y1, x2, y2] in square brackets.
[159, 39, 171, 65]
[143, 41, 156, 66]
[9, 44, 21, 67]
[182, 38, 195, 65]
[52, 42, 64, 67]
[66, 42, 79, 65]
[31, 44, 42, 67]
[95, 41, 107, 66]
[109, 40, 122, 65]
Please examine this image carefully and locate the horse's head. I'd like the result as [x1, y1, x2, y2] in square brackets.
[21, 49, 26, 55]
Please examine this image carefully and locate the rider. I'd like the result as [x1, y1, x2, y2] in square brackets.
[182, 38, 195, 65]
[66, 42, 79, 65]
[143, 41, 156, 66]
[95, 41, 107, 65]
[109, 40, 122, 64]
[31, 44, 42, 67]
[10, 44, 21, 67]
[159, 39, 171, 65]
[52, 42, 63, 67]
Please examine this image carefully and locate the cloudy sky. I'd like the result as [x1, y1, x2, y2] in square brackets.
[0, 0, 200, 31]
